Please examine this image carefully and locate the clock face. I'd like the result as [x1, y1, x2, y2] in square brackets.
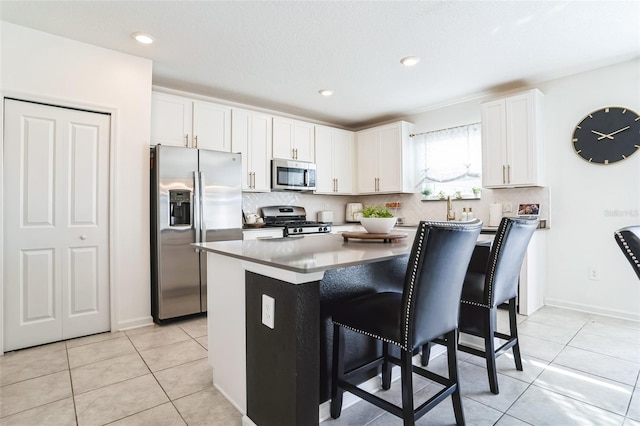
[572, 107, 640, 164]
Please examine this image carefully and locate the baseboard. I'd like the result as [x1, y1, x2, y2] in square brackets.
[544, 298, 640, 322]
[116, 315, 154, 331]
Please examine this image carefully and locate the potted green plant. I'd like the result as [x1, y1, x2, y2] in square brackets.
[359, 205, 396, 233]
[421, 188, 432, 199]
[472, 187, 481, 198]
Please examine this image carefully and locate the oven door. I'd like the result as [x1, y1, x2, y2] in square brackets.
[272, 159, 316, 191]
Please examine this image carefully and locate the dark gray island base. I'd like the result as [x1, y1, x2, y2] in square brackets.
[196, 232, 494, 426]
[246, 258, 409, 425]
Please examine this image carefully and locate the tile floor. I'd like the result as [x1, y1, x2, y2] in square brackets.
[0, 306, 638, 425]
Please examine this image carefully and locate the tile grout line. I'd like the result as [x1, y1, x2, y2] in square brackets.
[125, 327, 190, 425]
[65, 341, 80, 426]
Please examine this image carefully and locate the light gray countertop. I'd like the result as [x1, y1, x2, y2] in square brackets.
[194, 231, 417, 274]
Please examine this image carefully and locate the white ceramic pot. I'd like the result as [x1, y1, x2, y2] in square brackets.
[360, 217, 397, 234]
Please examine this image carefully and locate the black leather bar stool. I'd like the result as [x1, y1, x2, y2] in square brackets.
[330, 220, 482, 426]
[614, 226, 640, 280]
[456, 217, 537, 394]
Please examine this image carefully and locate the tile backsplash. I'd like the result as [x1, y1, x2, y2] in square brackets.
[243, 187, 550, 227]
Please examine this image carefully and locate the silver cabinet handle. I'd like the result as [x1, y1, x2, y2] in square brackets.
[507, 165, 511, 184]
[185, 134, 189, 147]
[194, 135, 198, 148]
[335, 178, 338, 193]
[502, 165, 506, 184]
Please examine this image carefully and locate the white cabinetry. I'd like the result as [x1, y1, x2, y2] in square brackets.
[481, 89, 544, 187]
[356, 121, 414, 194]
[243, 228, 283, 240]
[272, 117, 315, 162]
[151, 92, 231, 151]
[315, 125, 354, 194]
[232, 108, 272, 192]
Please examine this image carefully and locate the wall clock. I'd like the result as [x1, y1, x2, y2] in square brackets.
[572, 107, 640, 164]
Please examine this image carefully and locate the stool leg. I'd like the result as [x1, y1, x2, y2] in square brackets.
[509, 298, 523, 371]
[421, 342, 431, 366]
[382, 341, 391, 390]
[447, 330, 465, 426]
[400, 349, 415, 425]
[331, 324, 345, 418]
[485, 310, 499, 394]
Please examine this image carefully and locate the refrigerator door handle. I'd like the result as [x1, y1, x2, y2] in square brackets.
[193, 170, 201, 250]
[199, 171, 207, 245]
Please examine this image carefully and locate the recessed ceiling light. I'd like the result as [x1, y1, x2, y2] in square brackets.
[132, 32, 154, 44]
[319, 89, 333, 97]
[400, 56, 420, 66]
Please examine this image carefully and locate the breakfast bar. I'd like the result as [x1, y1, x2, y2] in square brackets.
[195, 231, 494, 425]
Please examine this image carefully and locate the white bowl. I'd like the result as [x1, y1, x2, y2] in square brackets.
[360, 217, 397, 234]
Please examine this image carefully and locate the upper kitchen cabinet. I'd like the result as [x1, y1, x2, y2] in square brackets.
[356, 121, 415, 194]
[232, 108, 272, 192]
[481, 89, 544, 188]
[272, 117, 315, 162]
[315, 125, 354, 194]
[151, 92, 232, 152]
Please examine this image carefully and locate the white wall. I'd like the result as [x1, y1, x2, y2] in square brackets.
[401, 59, 640, 320]
[538, 60, 640, 319]
[0, 22, 154, 350]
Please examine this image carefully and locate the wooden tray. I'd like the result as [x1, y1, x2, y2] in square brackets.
[342, 231, 408, 243]
[244, 222, 266, 228]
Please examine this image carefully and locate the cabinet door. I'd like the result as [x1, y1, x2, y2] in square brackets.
[481, 99, 508, 187]
[193, 101, 231, 152]
[356, 129, 378, 193]
[376, 124, 402, 193]
[273, 117, 315, 162]
[506, 93, 536, 185]
[314, 125, 335, 193]
[272, 117, 294, 159]
[333, 129, 354, 194]
[151, 93, 192, 147]
[292, 121, 315, 162]
[249, 112, 273, 192]
[231, 109, 252, 190]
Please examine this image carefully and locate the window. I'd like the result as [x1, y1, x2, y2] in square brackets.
[414, 123, 482, 199]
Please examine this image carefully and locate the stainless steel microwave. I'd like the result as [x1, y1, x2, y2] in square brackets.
[271, 159, 316, 191]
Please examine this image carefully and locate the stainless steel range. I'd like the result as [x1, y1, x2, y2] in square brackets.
[261, 206, 332, 236]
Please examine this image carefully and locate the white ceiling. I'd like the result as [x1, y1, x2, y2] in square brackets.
[1, 1, 639, 129]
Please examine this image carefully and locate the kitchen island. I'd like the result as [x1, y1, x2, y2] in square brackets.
[195, 231, 494, 426]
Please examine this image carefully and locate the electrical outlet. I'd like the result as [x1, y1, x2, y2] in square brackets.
[502, 203, 513, 213]
[262, 294, 275, 329]
[588, 265, 600, 281]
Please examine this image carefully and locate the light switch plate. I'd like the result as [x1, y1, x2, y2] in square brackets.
[262, 294, 275, 329]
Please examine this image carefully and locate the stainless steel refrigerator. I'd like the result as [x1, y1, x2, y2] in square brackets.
[150, 145, 242, 323]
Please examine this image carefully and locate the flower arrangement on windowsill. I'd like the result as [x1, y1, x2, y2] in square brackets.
[420, 187, 482, 201]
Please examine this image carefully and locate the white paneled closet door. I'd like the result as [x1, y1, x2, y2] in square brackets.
[3, 99, 111, 351]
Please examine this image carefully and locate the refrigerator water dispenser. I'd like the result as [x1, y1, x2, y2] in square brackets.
[169, 190, 191, 226]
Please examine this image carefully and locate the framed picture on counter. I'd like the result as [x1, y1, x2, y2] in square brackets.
[517, 203, 540, 218]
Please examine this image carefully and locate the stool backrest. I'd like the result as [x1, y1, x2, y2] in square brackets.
[485, 217, 538, 308]
[615, 226, 640, 280]
[402, 220, 482, 350]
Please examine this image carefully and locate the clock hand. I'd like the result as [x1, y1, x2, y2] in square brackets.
[597, 126, 631, 140]
[591, 130, 613, 140]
